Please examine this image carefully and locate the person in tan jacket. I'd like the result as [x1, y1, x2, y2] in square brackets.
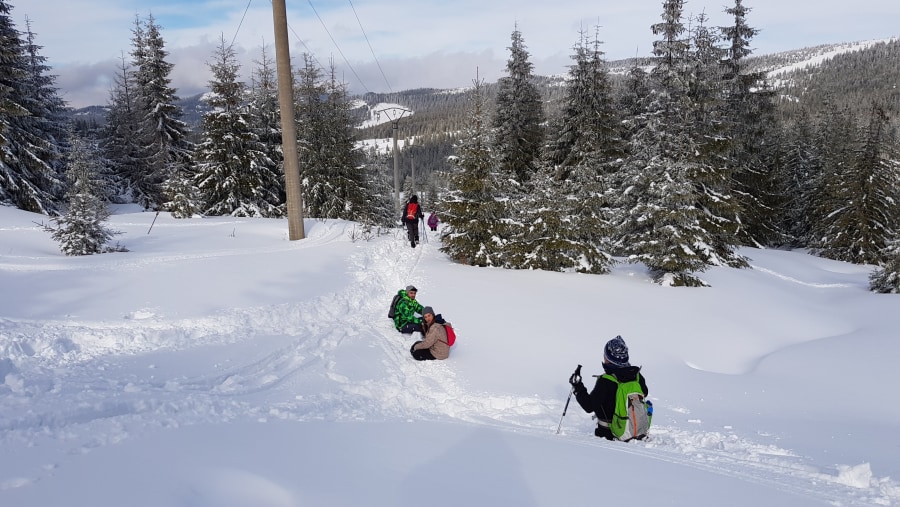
[409, 306, 450, 361]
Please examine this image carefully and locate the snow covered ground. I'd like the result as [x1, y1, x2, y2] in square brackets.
[1, 204, 898, 507]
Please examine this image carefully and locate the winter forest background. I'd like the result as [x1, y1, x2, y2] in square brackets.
[1, 0, 900, 290]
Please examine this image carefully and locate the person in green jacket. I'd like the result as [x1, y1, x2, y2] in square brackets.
[394, 285, 424, 334]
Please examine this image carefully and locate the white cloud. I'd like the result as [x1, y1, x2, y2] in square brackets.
[11, 0, 900, 107]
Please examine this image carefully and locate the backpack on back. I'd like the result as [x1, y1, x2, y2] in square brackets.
[405, 202, 419, 221]
[434, 314, 456, 347]
[387, 293, 402, 319]
[601, 372, 651, 441]
[444, 323, 456, 347]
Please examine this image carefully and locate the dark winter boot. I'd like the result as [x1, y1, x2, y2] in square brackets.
[411, 240, 416, 248]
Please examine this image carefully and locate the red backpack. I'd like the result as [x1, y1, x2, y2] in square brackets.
[443, 323, 456, 347]
[405, 202, 419, 220]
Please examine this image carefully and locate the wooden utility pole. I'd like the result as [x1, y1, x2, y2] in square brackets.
[272, 0, 305, 240]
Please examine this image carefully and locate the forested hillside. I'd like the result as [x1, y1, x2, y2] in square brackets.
[4, 0, 899, 292]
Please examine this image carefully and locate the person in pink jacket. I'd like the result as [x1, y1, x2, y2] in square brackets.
[427, 212, 438, 231]
[409, 306, 450, 360]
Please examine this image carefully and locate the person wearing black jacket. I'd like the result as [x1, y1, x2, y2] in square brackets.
[401, 195, 424, 248]
[570, 335, 649, 440]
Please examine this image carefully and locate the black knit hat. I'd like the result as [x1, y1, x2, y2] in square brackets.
[604, 336, 630, 367]
[410, 195, 418, 203]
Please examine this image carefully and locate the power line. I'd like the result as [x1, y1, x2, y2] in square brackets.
[306, 0, 370, 93]
[347, 0, 392, 92]
[230, 0, 255, 48]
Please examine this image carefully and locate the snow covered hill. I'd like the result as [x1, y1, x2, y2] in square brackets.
[0, 205, 898, 506]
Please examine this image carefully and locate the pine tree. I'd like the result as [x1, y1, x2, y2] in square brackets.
[719, 0, 783, 246]
[194, 36, 281, 217]
[295, 56, 369, 221]
[295, 55, 329, 218]
[544, 29, 623, 178]
[870, 237, 900, 293]
[320, 63, 370, 221]
[247, 44, 285, 213]
[778, 109, 821, 246]
[360, 147, 396, 227]
[684, 13, 746, 268]
[813, 103, 900, 264]
[128, 15, 193, 209]
[491, 27, 544, 188]
[439, 78, 507, 266]
[613, 0, 717, 286]
[50, 133, 117, 255]
[0, 3, 65, 214]
[510, 29, 620, 274]
[101, 54, 150, 204]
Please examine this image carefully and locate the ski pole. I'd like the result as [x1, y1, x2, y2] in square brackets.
[556, 364, 582, 434]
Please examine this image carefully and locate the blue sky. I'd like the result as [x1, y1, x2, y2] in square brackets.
[11, 0, 900, 107]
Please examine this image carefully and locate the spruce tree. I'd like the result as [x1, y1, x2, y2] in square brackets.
[720, 0, 783, 246]
[295, 57, 369, 222]
[439, 79, 507, 266]
[319, 62, 370, 221]
[614, 0, 718, 286]
[870, 237, 900, 293]
[247, 45, 286, 213]
[778, 109, 821, 246]
[513, 30, 620, 274]
[128, 14, 193, 209]
[684, 13, 746, 268]
[50, 133, 117, 256]
[294, 55, 329, 218]
[194, 36, 281, 217]
[813, 103, 900, 264]
[491, 27, 544, 188]
[0, 2, 65, 214]
[101, 54, 150, 204]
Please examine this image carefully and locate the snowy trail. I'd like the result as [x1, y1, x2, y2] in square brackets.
[1, 223, 897, 507]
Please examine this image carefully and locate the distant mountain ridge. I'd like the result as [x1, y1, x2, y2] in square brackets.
[67, 38, 900, 133]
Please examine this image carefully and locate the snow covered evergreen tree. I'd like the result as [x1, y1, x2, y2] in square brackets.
[510, 30, 620, 274]
[719, 0, 783, 246]
[360, 147, 396, 227]
[295, 56, 370, 222]
[50, 132, 117, 256]
[491, 27, 544, 188]
[101, 55, 149, 204]
[319, 63, 371, 221]
[0, 2, 65, 214]
[440, 78, 507, 266]
[870, 237, 900, 293]
[614, 0, 744, 286]
[194, 36, 282, 217]
[544, 30, 623, 179]
[121, 14, 193, 209]
[778, 109, 821, 246]
[247, 45, 285, 213]
[683, 13, 746, 268]
[813, 103, 900, 264]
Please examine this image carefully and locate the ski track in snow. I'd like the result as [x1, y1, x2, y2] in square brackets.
[1, 226, 897, 506]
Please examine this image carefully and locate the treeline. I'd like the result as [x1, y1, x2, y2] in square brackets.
[436, 0, 900, 292]
[1, 0, 899, 291]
